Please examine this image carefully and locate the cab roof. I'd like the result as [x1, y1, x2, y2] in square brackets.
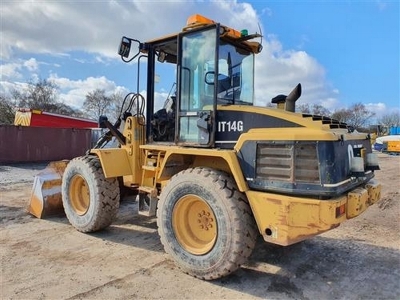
[143, 14, 262, 57]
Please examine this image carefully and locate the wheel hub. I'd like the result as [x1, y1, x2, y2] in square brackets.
[69, 174, 90, 216]
[197, 210, 214, 231]
[172, 195, 217, 255]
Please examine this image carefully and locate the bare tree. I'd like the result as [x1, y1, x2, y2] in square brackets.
[50, 103, 84, 117]
[10, 78, 81, 116]
[331, 108, 352, 123]
[297, 103, 331, 116]
[83, 89, 112, 120]
[331, 102, 375, 129]
[297, 103, 311, 113]
[351, 103, 375, 128]
[311, 104, 331, 116]
[378, 112, 400, 128]
[0, 95, 16, 125]
[12, 78, 59, 110]
[109, 92, 127, 122]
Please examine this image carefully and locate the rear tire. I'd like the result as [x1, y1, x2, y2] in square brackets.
[157, 167, 257, 280]
[62, 156, 120, 232]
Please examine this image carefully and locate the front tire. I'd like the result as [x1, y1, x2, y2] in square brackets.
[61, 156, 120, 232]
[157, 167, 257, 280]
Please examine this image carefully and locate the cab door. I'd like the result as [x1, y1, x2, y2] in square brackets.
[176, 25, 219, 147]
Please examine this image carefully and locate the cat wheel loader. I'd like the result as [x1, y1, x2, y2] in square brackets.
[28, 14, 381, 280]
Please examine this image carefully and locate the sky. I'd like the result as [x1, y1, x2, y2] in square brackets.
[1, 0, 399, 121]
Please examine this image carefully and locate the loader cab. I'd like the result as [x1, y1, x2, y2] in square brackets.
[119, 15, 261, 148]
[176, 24, 256, 147]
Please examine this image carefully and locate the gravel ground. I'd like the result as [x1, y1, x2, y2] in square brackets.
[0, 163, 48, 185]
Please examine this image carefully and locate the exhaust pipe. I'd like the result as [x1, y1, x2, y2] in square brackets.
[271, 83, 302, 112]
[285, 83, 302, 112]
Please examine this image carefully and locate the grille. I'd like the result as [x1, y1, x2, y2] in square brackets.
[256, 142, 320, 183]
[302, 114, 348, 129]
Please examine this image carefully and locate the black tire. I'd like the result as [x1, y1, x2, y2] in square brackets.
[61, 156, 120, 232]
[157, 167, 257, 280]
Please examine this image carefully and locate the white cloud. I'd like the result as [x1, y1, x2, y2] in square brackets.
[49, 74, 130, 108]
[154, 92, 170, 112]
[0, 58, 43, 81]
[2, 0, 383, 116]
[365, 102, 387, 120]
[23, 58, 39, 72]
[0, 58, 43, 86]
[254, 34, 338, 110]
[0, 63, 23, 80]
[211, 0, 260, 31]
[261, 7, 273, 17]
[1, 1, 192, 59]
[1, 1, 265, 60]
[0, 80, 29, 97]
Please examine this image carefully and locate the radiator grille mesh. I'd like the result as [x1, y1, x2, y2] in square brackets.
[256, 143, 320, 183]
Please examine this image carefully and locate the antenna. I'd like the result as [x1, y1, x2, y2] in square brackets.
[257, 22, 263, 47]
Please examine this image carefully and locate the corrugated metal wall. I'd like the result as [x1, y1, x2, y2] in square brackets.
[389, 127, 400, 135]
[0, 125, 92, 163]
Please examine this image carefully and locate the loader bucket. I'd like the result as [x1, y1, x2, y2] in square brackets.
[28, 160, 69, 218]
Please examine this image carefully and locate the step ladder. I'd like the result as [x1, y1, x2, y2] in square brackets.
[138, 149, 164, 216]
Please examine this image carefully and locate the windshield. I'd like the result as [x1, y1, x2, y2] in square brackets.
[215, 41, 254, 105]
[180, 31, 255, 110]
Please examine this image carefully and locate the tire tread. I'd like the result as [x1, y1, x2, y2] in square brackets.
[157, 167, 257, 280]
[62, 156, 119, 233]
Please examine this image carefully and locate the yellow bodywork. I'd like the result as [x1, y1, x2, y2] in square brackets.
[385, 140, 400, 153]
[91, 148, 132, 178]
[27, 112, 382, 247]
[141, 144, 248, 192]
[246, 180, 381, 246]
[88, 115, 382, 246]
[91, 117, 144, 186]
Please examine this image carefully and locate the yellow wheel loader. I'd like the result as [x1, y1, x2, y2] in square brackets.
[28, 14, 381, 280]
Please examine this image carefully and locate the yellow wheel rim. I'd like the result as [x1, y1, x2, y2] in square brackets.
[69, 174, 90, 216]
[172, 195, 217, 255]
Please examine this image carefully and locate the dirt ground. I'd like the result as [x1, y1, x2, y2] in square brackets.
[1, 152, 399, 300]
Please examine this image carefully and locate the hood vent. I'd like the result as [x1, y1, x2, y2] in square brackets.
[302, 114, 348, 129]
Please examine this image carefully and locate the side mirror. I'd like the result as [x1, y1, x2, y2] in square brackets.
[205, 71, 215, 85]
[118, 37, 131, 58]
